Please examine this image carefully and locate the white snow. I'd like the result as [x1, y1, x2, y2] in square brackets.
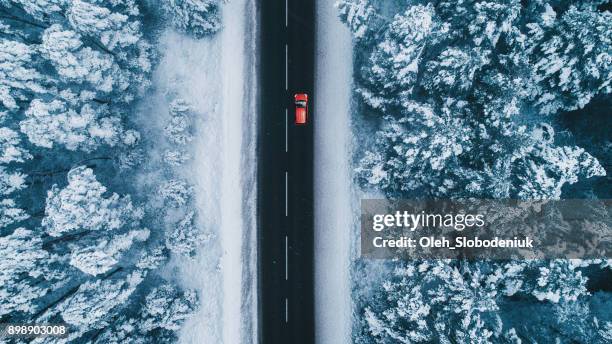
[144, 0, 258, 343]
[217, 0, 258, 343]
[315, 2, 354, 343]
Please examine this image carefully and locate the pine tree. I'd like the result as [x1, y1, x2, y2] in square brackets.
[94, 282, 198, 343]
[58, 270, 144, 335]
[162, 0, 221, 38]
[43, 166, 142, 237]
[359, 4, 437, 112]
[529, 260, 589, 303]
[527, 5, 612, 114]
[163, 149, 191, 166]
[356, 100, 473, 197]
[0, 228, 62, 317]
[158, 179, 194, 208]
[164, 98, 194, 145]
[43, 166, 147, 275]
[165, 211, 207, 257]
[359, 261, 509, 343]
[0, 127, 31, 163]
[140, 283, 198, 332]
[0, 39, 46, 112]
[513, 141, 605, 199]
[335, 0, 377, 42]
[0, 199, 28, 228]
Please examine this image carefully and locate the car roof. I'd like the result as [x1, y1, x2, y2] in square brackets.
[294, 93, 308, 101]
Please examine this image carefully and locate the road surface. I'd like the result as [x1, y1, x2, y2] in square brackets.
[258, 0, 315, 343]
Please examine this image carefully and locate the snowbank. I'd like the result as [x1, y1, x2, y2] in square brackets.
[314, 2, 354, 343]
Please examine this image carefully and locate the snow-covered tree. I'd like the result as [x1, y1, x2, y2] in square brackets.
[69, 228, 150, 276]
[0, 127, 30, 230]
[362, 281, 432, 342]
[158, 179, 193, 208]
[0, 228, 62, 317]
[162, 0, 222, 38]
[359, 4, 437, 111]
[136, 245, 168, 270]
[157, 97, 201, 259]
[66, 0, 143, 52]
[0, 198, 28, 228]
[0, 165, 28, 228]
[527, 5, 612, 115]
[0, 166, 25, 196]
[166, 211, 206, 257]
[513, 142, 605, 199]
[466, 1, 521, 48]
[0, 0, 65, 21]
[164, 98, 194, 145]
[40, 24, 117, 93]
[140, 283, 198, 332]
[0, 39, 46, 112]
[93, 316, 145, 344]
[20, 99, 122, 151]
[58, 270, 144, 334]
[43, 166, 142, 237]
[358, 259, 610, 344]
[422, 47, 489, 97]
[350, 1, 607, 200]
[358, 261, 507, 343]
[335, 0, 377, 42]
[0, 127, 31, 163]
[356, 100, 473, 197]
[530, 260, 589, 303]
[94, 282, 198, 343]
[43, 166, 147, 275]
[163, 149, 191, 166]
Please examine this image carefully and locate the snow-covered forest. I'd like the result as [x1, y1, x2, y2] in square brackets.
[337, 0, 611, 342]
[0, 0, 224, 342]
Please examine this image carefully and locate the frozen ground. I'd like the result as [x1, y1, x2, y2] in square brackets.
[144, 0, 258, 343]
[314, 2, 354, 343]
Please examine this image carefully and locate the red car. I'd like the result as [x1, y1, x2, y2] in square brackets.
[294, 93, 308, 125]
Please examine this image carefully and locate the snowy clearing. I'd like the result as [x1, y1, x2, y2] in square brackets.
[314, 2, 354, 343]
[145, 0, 257, 343]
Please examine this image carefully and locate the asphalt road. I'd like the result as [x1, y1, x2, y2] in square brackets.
[258, 0, 315, 343]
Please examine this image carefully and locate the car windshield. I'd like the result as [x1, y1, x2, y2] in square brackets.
[296, 100, 306, 107]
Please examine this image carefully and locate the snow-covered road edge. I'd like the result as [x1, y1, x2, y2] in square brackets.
[239, 0, 259, 342]
[219, 0, 258, 342]
[314, 2, 354, 343]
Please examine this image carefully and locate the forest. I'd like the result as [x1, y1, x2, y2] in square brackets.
[0, 0, 222, 342]
[337, 0, 611, 342]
